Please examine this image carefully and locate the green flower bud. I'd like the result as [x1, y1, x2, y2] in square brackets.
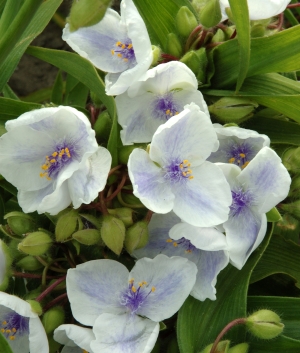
[208, 97, 258, 123]
[199, 0, 222, 28]
[246, 309, 284, 339]
[282, 147, 300, 174]
[108, 208, 134, 227]
[121, 192, 144, 207]
[289, 174, 300, 198]
[0, 240, 12, 291]
[16, 256, 44, 271]
[151, 45, 161, 66]
[4, 211, 36, 236]
[176, 6, 198, 39]
[101, 215, 125, 255]
[251, 24, 266, 38]
[80, 214, 102, 229]
[94, 110, 112, 142]
[42, 306, 65, 334]
[55, 209, 79, 242]
[18, 231, 53, 256]
[26, 300, 43, 316]
[228, 343, 249, 353]
[266, 207, 282, 223]
[180, 48, 208, 83]
[125, 221, 149, 253]
[68, 0, 111, 32]
[72, 229, 102, 245]
[25, 288, 42, 300]
[166, 33, 183, 58]
[118, 145, 147, 165]
[200, 340, 230, 353]
[280, 200, 300, 221]
[211, 28, 226, 43]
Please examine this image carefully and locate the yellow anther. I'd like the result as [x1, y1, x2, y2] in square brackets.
[116, 41, 121, 46]
[52, 152, 58, 157]
[0, 328, 5, 333]
[228, 157, 235, 164]
[83, 350, 88, 353]
[237, 160, 240, 164]
[46, 176, 51, 181]
[12, 328, 17, 333]
[182, 172, 187, 176]
[173, 242, 178, 247]
[127, 43, 133, 49]
[188, 176, 194, 180]
[179, 164, 183, 169]
[151, 287, 156, 292]
[50, 159, 56, 163]
[166, 238, 173, 243]
[40, 172, 45, 178]
[175, 112, 179, 115]
[187, 163, 191, 167]
[165, 109, 171, 115]
[187, 169, 192, 174]
[42, 164, 49, 170]
[131, 286, 137, 293]
[123, 58, 128, 62]
[1, 321, 6, 326]
[117, 53, 122, 58]
[185, 249, 192, 253]
[239, 153, 246, 158]
[46, 156, 49, 160]
[242, 161, 250, 169]
[6, 329, 11, 333]
[138, 282, 143, 287]
[129, 278, 134, 284]
[183, 159, 188, 164]
[111, 49, 115, 55]
[65, 147, 71, 158]
[9, 336, 15, 341]
[121, 44, 126, 49]
[142, 281, 148, 285]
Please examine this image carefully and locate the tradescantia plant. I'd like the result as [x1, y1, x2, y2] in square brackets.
[0, 0, 300, 352]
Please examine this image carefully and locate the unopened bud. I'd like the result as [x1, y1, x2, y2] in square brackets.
[68, 0, 111, 32]
[211, 28, 226, 43]
[180, 48, 208, 83]
[108, 208, 133, 227]
[199, 0, 222, 28]
[72, 229, 101, 245]
[151, 45, 161, 66]
[27, 300, 43, 316]
[16, 256, 44, 271]
[282, 147, 300, 174]
[280, 200, 300, 221]
[166, 33, 183, 58]
[228, 343, 249, 353]
[246, 309, 284, 339]
[80, 214, 102, 230]
[251, 24, 266, 38]
[119, 145, 147, 164]
[0, 240, 11, 290]
[125, 221, 149, 253]
[200, 340, 230, 353]
[93, 110, 112, 142]
[176, 6, 198, 39]
[266, 207, 282, 223]
[101, 215, 125, 255]
[208, 97, 258, 123]
[4, 211, 36, 236]
[55, 209, 79, 242]
[18, 231, 53, 256]
[42, 306, 65, 334]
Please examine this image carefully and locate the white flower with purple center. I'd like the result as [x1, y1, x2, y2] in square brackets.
[133, 212, 229, 301]
[116, 61, 209, 145]
[0, 292, 48, 353]
[128, 103, 232, 227]
[66, 255, 197, 353]
[220, 0, 291, 21]
[219, 146, 291, 269]
[208, 124, 270, 169]
[62, 0, 153, 95]
[0, 106, 111, 215]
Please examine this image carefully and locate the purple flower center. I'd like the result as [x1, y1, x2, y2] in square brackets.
[111, 40, 136, 64]
[166, 237, 196, 253]
[1, 311, 29, 341]
[40, 143, 74, 180]
[164, 159, 194, 183]
[230, 188, 253, 216]
[152, 93, 180, 121]
[226, 142, 254, 169]
[120, 279, 155, 314]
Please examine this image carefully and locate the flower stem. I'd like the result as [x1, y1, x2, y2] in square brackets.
[185, 25, 203, 52]
[287, 3, 300, 8]
[35, 256, 68, 273]
[43, 293, 68, 312]
[210, 318, 246, 353]
[105, 172, 127, 202]
[13, 272, 59, 279]
[35, 275, 66, 302]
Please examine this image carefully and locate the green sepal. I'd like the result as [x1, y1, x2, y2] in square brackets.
[266, 207, 282, 223]
[55, 209, 79, 242]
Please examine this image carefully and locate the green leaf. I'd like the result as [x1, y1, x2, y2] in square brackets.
[25, 47, 118, 166]
[250, 234, 300, 288]
[0, 332, 13, 353]
[0, 97, 41, 122]
[0, 0, 63, 91]
[248, 296, 300, 340]
[266, 207, 282, 222]
[228, 0, 250, 92]
[51, 70, 64, 105]
[0, 179, 17, 197]
[177, 224, 273, 353]
[133, 0, 196, 50]
[208, 26, 300, 88]
[248, 335, 300, 352]
[2, 84, 19, 100]
[64, 81, 89, 108]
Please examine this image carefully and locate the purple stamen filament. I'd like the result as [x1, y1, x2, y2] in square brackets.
[166, 237, 196, 253]
[164, 159, 194, 183]
[230, 188, 253, 216]
[1, 312, 29, 341]
[227, 143, 253, 169]
[40, 147, 71, 180]
[111, 41, 135, 62]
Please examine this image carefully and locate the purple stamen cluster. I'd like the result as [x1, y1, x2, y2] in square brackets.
[113, 40, 136, 64]
[230, 188, 253, 216]
[2, 311, 29, 339]
[152, 93, 179, 121]
[225, 142, 254, 168]
[164, 159, 192, 183]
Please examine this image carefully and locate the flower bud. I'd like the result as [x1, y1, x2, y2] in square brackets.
[211, 28, 226, 43]
[80, 213, 102, 230]
[4, 211, 36, 236]
[108, 208, 134, 227]
[100, 215, 125, 255]
[18, 231, 53, 256]
[289, 174, 300, 199]
[68, 0, 111, 32]
[16, 256, 44, 271]
[246, 310, 284, 339]
[42, 306, 65, 334]
[0, 240, 12, 291]
[121, 192, 144, 207]
[94, 110, 112, 142]
[266, 207, 282, 223]
[208, 97, 258, 123]
[166, 33, 183, 58]
[199, 0, 222, 28]
[176, 6, 198, 39]
[125, 221, 149, 253]
[280, 200, 300, 221]
[228, 343, 249, 353]
[251, 24, 266, 38]
[282, 147, 300, 174]
[72, 229, 102, 245]
[151, 45, 161, 66]
[180, 48, 208, 83]
[27, 300, 43, 316]
[55, 209, 79, 242]
[200, 340, 230, 353]
[119, 145, 147, 165]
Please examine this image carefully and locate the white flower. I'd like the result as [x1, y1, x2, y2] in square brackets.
[128, 103, 232, 227]
[208, 124, 270, 169]
[0, 106, 111, 215]
[54, 324, 95, 353]
[220, 0, 291, 21]
[66, 255, 197, 353]
[219, 146, 291, 269]
[0, 292, 48, 353]
[116, 61, 209, 145]
[62, 0, 153, 95]
[133, 212, 229, 301]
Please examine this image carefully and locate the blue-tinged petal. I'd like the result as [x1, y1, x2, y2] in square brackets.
[68, 146, 111, 208]
[61, 347, 83, 353]
[91, 313, 159, 353]
[224, 208, 267, 269]
[28, 317, 49, 353]
[172, 161, 232, 227]
[66, 260, 128, 326]
[128, 149, 175, 213]
[149, 103, 218, 167]
[214, 162, 241, 190]
[173, 90, 209, 118]
[237, 147, 291, 213]
[54, 324, 95, 352]
[129, 254, 197, 322]
[191, 250, 229, 301]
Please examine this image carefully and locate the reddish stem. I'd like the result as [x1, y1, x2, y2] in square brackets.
[277, 12, 285, 30]
[99, 190, 109, 215]
[194, 30, 208, 49]
[13, 272, 59, 279]
[230, 29, 237, 39]
[185, 25, 203, 52]
[108, 164, 123, 177]
[35, 275, 66, 302]
[43, 293, 68, 312]
[105, 172, 127, 202]
[144, 210, 154, 224]
[287, 3, 300, 8]
[160, 53, 179, 63]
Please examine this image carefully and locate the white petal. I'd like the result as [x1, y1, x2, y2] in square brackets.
[130, 255, 197, 322]
[29, 317, 49, 353]
[54, 324, 95, 351]
[0, 292, 36, 318]
[91, 313, 159, 353]
[68, 146, 112, 208]
[66, 260, 128, 326]
[174, 90, 210, 118]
